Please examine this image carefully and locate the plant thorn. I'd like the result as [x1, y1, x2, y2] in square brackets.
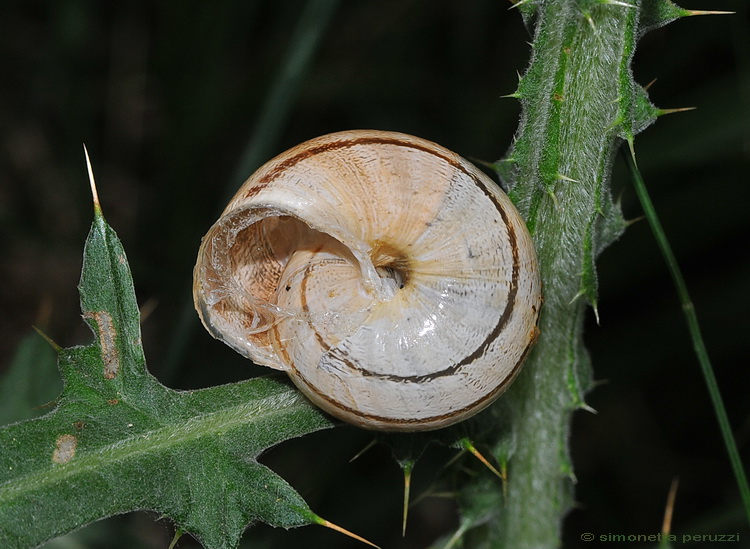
[168, 528, 184, 549]
[83, 144, 102, 217]
[311, 513, 380, 548]
[591, 378, 611, 390]
[557, 173, 579, 183]
[644, 78, 657, 91]
[460, 438, 506, 482]
[624, 215, 645, 228]
[579, 402, 598, 414]
[469, 156, 498, 170]
[661, 478, 679, 536]
[402, 461, 414, 537]
[349, 438, 377, 463]
[508, 0, 535, 10]
[32, 325, 61, 352]
[656, 106, 696, 117]
[34, 297, 53, 329]
[592, 302, 600, 325]
[613, 188, 625, 207]
[443, 521, 470, 549]
[583, 12, 596, 32]
[569, 290, 583, 305]
[682, 10, 734, 17]
[139, 297, 159, 323]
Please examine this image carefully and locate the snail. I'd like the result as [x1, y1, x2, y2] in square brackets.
[193, 130, 541, 431]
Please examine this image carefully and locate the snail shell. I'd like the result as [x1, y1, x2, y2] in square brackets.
[193, 130, 541, 431]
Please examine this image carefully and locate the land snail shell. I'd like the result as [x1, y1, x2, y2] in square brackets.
[193, 130, 541, 431]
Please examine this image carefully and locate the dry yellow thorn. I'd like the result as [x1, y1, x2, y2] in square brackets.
[684, 10, 734, 16]
[661, 478, 679, 536]
[461, 439, 505, 482]
[83, 144, 101, 216]
[313, 515, 380, 548]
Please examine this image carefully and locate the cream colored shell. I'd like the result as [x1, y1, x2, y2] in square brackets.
[193, 130, 541, 431]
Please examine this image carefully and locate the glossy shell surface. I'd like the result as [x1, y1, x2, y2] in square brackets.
[193, 130, 541, 431]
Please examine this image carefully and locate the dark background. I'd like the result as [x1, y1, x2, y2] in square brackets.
[1, 1, 748, 548]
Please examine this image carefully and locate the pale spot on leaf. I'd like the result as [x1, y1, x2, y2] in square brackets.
[84, 311, 119, 379]
[52, 434, 77, 464]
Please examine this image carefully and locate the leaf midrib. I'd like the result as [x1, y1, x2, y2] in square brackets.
[0, 389, 309, 502]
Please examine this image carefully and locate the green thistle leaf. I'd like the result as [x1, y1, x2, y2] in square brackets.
[0, 196, 334, 548]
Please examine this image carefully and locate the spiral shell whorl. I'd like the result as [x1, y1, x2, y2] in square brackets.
[193, 130, 541, 431]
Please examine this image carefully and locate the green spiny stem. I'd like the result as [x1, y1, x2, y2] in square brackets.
[487, 1, 643, 547]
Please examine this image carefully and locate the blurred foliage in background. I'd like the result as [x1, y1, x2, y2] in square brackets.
[0, 1, 748, 547]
